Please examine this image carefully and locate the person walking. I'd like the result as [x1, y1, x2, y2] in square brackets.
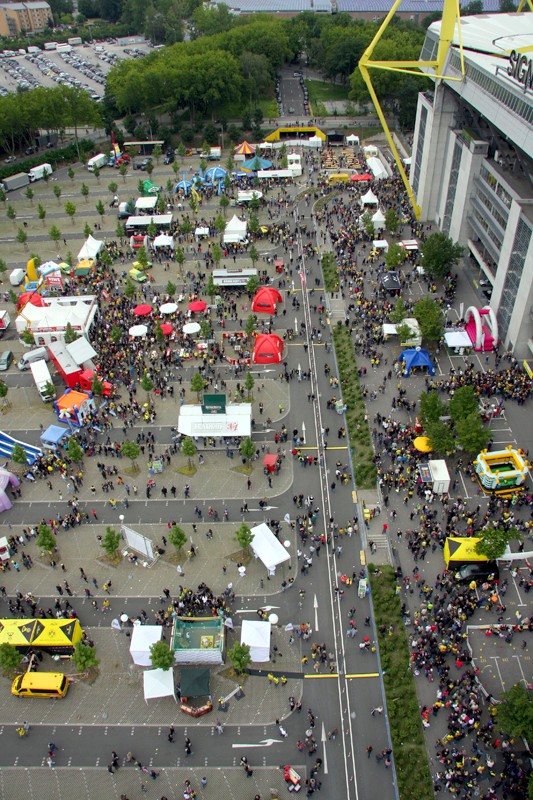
[168, 725, 175, 742]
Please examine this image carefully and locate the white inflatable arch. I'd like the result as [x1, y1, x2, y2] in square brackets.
[465, 306, 499, 350]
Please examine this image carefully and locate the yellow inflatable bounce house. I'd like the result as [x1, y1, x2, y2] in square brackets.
[474, 445, 530, 496]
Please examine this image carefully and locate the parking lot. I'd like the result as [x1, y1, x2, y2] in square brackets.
[0, 40, 152, 101]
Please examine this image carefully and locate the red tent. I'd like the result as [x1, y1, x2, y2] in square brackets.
[253, 334, 284, 364]
[133, 304, 152, 317]
[17, 293, 46, 312]
[350, 173, 373, 182]
[160, 323, 173, 335]
[252, 287, 283, 315]
[188, 300, 207, 312]
[263, 453, 280, 473]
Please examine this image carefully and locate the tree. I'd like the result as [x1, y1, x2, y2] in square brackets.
[154, 321, 164, 344]
[150, 640, 175, 671]
[124, 278, 136, 299]
[49, 225, 62, 245]
[16, 228, 28, 250]
[80, 182, 89, 202]
[152, 144, 163, 164]
[165, 280, 176, 297]
[449, 385, 479, 423]
[140, 371, 154, 401]
[426, 420, 456, 455]
[181, 436, 197, 469]
[21, 328, 34, 346]
[11, 443, 27, 466]
[6, 205, 16, 225]
[96, 200, 105, 221]
[72, 641, 100, 672]
[180, 218, 193, 236]
[110, 324, 122, 344]
[361, 210, 374, 238]
[385, 243, 405, 271]
[101, 526, 121, 558]
[116, 222, 125, 239]
[191, 372, 205, 400]
[475, 525, 519, 561]
[249, 245, 259, 268]
[121, 440, 141, 471]
[200, 320, 211, 339]
[248, 214, 260, 236]
[0, 189, 5, 205]
[108, 181, 118, 197]
[214, 214, 226, 236]
[244, 370, 255, 400]
[220, 193, 230, 216]
[64, 200, 77, 224]
[119, 163, 128, 183]
[455, 412, 491, 454]
[38, 203, 46, 226]
[136, 246, 149, 270]
[93, 166, 101, 183]
[495, 683, 533, 740]
[91, 375, 104, 398]
[413, 296, 445, 344]
[53, 184, 62, 204]
[0, 380, 8, 409]
[244, 314, 256, 341]
[205, 274, 216, 298]
[239, 436, 255, 464]
[67, 437, 84, 463]
[175, 247, 185, 276]
[228, 641, 251, 674]
[235, 523, 254, 552]
[25, 186, 34, 205]
[67, 167, 75, 182]
[84, 222, 92, 239]
[168, 524, 187, 552]
[385, 208, 399, 234]
[419, 390, 448, 428]
[421, 232, 464, 280]
[64, 322, 79, 343]
[211, 243, 222, 267]
[246, 274, 260, 294]
[36, 523, 56, 553]
[0, 643, 21, 673]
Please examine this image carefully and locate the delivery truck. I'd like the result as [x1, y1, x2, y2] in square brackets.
[1, 172, 30, 192]
[0, 311, 10, 337]
[28, 163, 52, 182]
[30, 359, 55, 402]
[87, 153, 107, 172]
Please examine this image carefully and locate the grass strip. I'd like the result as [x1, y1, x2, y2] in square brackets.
[331, 322, 376, 488]
[321, 252, 339, 292]
[369, 566, 434, 800]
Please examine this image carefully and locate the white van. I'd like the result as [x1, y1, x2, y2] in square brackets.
[17, 347, 49, 371]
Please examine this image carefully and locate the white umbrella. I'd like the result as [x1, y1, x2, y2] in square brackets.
[160, 302, 178, 314]
[129, 324, 148, 338]
[183, 321, 201, 335]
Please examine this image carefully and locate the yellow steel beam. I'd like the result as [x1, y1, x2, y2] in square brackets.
[358, 0, 464, 220]
[517, 0, 533, 10]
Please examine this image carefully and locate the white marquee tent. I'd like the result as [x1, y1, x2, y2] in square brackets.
[367, 156, 388, 181]
[241, 619, 271, 662]
[372, 208, 386, 229]
[153, 234, 175, 249]
[77, 235, 104, 262]
[346, 134, 360, 146]
[308, 135, 323, 149]
[223, 215, 247, 244]
[143, 668, 177, 702]
[361, 189, 378, 207]
[250, 523, 290, 573]
[130, 624, 163, 666]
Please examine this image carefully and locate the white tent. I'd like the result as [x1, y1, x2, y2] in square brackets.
[153, 234, 175, 249]
[372, 239, 389, 252]
[372, 208, 386, 229]
[250, 523, 290, 572]
[241, 619, 271, 662]
[143, 668, 177, 702]
[361, 189, 378, 207]
[308, 135, 323, 149]
[367, 156, 388, 181]
[346, 134, 360, 146]
[195, 227, 209, 238]
[444, 329, 472, 350]
[135, 196, 157, 212]
[130, 624, 162, 666]
[363, 145, 378, 157]
[66, 337, 97, 365]
[223, 215, 247, 244]
[77, 235, 104, 261]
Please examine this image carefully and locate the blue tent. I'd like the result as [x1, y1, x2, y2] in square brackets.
[204, 166, 227, 183]
[399, 348, 435, 377]
[241, 156, 272, 172]
[40, 424, 70, 451]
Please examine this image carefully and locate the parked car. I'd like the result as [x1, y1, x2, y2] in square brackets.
[0, 350, 13, 370]
[454, 562, 500, 583]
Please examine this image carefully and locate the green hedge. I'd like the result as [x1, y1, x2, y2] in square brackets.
[0, 140, 95, 181]
[331, 322, 377, 488]
[369, 566, 433, 800]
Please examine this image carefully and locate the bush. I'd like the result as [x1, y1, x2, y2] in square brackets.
[369, 566, 433, 800]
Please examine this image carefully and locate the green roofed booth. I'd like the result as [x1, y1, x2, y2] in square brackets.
[179, 667, 212, 718]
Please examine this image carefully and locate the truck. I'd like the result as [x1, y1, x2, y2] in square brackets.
[87, 153, 107, 172]
[30, 360, 55, 402]
[0, 311, 10, 337]
[28, 163, 53, 182]
[9, 269, 24, 286]
[208, 146, 221, 160]
[1, 172, 30, 192]
[67, 37, 82, 46]
[44, 42, 58, 51]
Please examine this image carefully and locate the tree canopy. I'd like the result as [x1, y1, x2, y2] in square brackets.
[421, 232, 464, 280]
